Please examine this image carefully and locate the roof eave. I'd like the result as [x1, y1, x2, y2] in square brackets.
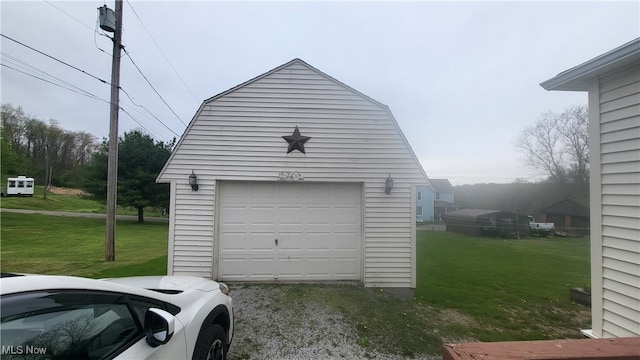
[540, 38, 640, 91]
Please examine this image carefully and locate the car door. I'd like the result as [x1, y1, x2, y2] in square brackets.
[0, 290, 186, 360]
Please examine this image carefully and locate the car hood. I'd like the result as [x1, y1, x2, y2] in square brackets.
[102, 276, 220, 293]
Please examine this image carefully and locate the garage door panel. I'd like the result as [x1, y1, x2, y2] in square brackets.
[249, 234, 277, 252]
[335, 258, 360, 277]
[220, 207, 247, 224]
[306, 234, 332, 250]
[218, 182, 362, 281]
[278, 257, 305, 279]
[306, 258, 332, 277]
[248, 207, 277, 223]
[278, 233, 304, 250]
[219, 233, 249, 251]
[307, 207, 331, 219]
[219, 257, 277, 280]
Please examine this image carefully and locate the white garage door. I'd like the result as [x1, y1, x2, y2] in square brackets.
[218, 181, 362, 281]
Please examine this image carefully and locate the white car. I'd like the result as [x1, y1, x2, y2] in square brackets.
[0, 273, 233, 360]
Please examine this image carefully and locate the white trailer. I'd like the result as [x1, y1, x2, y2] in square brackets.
[5, 176, 35, 196]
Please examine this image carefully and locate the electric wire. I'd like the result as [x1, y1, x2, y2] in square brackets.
[125, 0, 200, 104]
[1, 33, 110, 86]
[1, 63, 108, 104]
[3, 61, 168, 142]
[1, 51, 169, 140]
[123, 49, 188, 127]
[43, 0, 94, 31]
[1, 34, 181, 138]
[1, 51, 103, 102]
[119, 87, 181, 138]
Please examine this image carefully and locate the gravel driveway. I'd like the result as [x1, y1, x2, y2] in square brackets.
[226, 284, 443, 360]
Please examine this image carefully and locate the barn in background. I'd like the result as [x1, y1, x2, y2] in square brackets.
[539, 198, 590, 236]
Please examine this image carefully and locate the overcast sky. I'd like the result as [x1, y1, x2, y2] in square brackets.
[1, 1, 638, 185]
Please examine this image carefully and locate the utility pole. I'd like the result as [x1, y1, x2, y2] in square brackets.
[104, 0, 123, 261]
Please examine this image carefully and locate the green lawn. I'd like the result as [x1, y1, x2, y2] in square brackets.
[0, 186, 163, 217]
[0, 212, 168, 278]
[416, 231, 591, 341]
[0, 209, 591, 355]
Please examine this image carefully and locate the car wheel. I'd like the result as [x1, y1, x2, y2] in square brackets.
[192, 324, 227, 360]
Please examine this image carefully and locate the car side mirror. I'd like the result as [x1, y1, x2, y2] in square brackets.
[144, 308, 175, 347]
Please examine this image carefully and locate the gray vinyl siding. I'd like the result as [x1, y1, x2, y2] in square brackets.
[158, 60, 427, 287]
[597, 65, 640, 337]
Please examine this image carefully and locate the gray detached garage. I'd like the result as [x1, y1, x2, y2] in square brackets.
[157, 59, 431, 290]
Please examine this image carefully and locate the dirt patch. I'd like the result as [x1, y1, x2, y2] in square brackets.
[47, 186, 88, 196]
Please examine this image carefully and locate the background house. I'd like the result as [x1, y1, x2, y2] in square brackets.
[431, 179, 457, 221]
[416, 179, 456, 223]
[542, 38, 640, 338]
[157, 59, 430, 292]
[415, 185, 436, 222]
[539, 198, 590, 236]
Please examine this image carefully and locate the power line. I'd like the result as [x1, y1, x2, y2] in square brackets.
[1, 63, 108, 104]
[123, 49, 188, 127]
[2, 51, 101, 101]
[119, 87, 181, 137]
[1, 35, 182, 138]
[1, 33, 110, 86]
[2, 57, 174, 143]
[125, 0, 199, 104]
[43, 0, 94, 31]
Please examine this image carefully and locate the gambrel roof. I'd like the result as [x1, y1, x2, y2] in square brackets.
[158, 58, 430, 186]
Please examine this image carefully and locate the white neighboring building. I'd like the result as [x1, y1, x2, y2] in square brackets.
[157, 59, 430, 291]
[542, 38, 640, 338]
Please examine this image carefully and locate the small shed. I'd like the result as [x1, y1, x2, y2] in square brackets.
[539, 198, 590, 235]
[157, 59, 430, 291]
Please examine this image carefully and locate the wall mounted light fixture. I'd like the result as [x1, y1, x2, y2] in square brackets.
[189, 170, 199, 191]
[385, 174, 394, 194]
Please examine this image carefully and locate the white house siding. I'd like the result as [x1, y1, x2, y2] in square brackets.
[595, 65, 640, 337]
[158, 60, 428, 288]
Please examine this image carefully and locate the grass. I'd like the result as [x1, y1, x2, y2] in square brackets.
[0, 192, 592, 357]
[1, 185, 163, 217]
[0, 212, 168, 278]
[415, 231, 591, 342]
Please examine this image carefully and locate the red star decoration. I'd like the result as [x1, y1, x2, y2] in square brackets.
[282, 126, 311, 154]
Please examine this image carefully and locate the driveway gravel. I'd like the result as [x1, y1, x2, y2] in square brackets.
[227, 284, 443, 360]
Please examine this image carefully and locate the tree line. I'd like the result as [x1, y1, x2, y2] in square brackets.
[1, 103, 174, 221]
[1, 103, 97, 186]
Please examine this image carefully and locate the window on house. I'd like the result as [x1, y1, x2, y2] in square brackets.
[17, 181, 24, 188]
[417, 191, 422, 201]
[436, 192, 440, 200]
[417, 206, 423, 216]
[26, 181, 33, 188]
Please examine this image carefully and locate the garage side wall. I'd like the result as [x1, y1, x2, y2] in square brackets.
[159, 60, 429, 288]
[170, 181, 216, 277]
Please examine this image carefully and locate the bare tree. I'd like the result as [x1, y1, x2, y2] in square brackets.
[516, 105, 589, 186]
